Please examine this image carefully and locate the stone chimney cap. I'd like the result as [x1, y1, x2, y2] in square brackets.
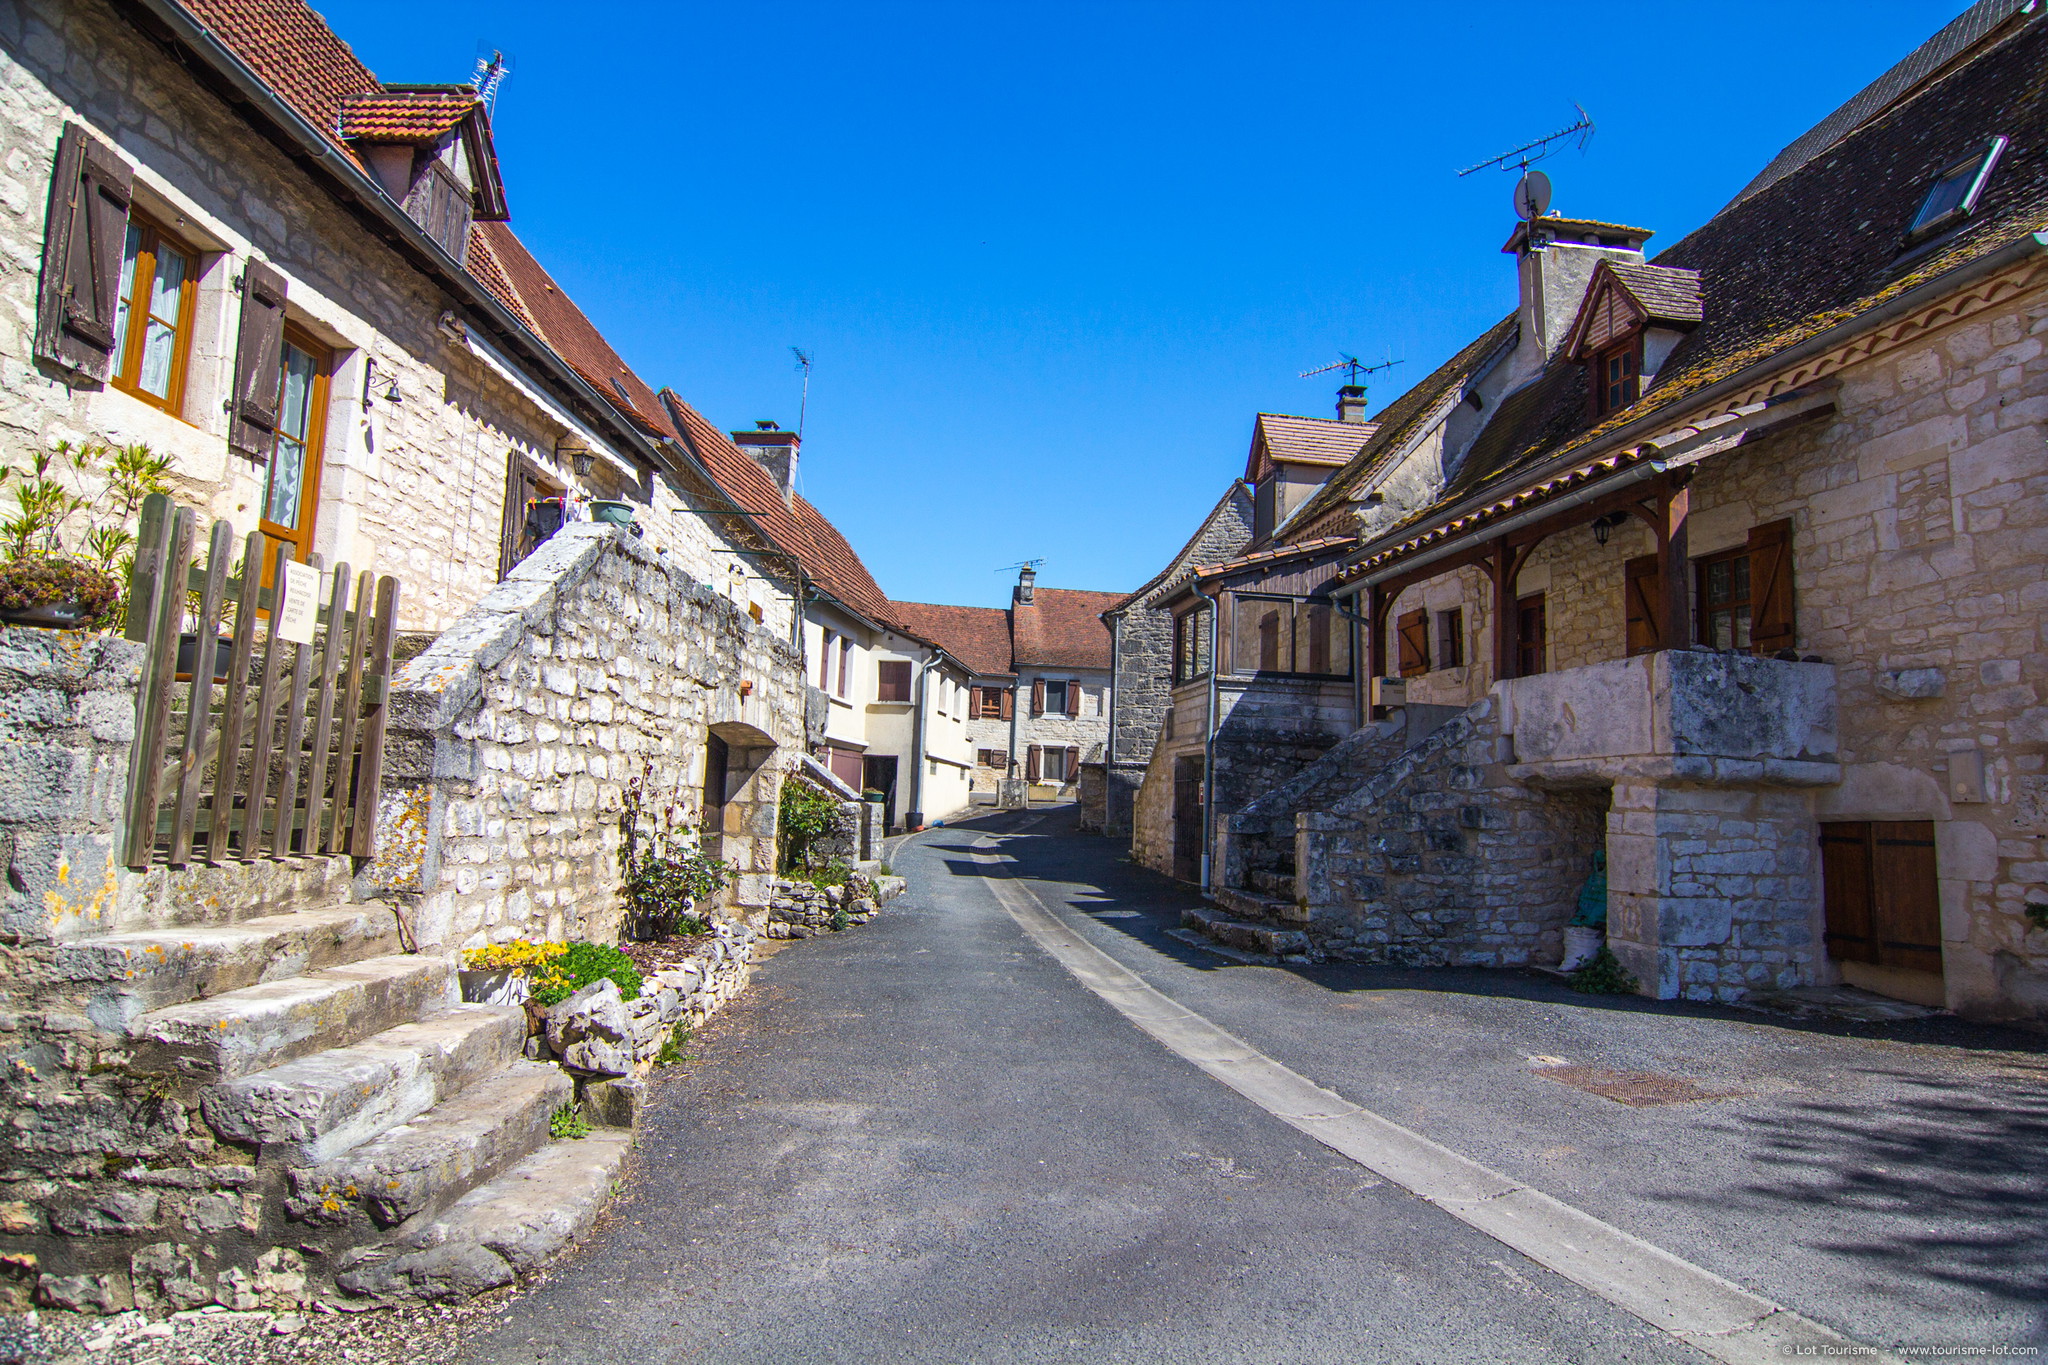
[1501, 216, 1654, 256]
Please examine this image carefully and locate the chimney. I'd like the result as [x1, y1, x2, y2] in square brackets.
[1335, 385, 1369, 424]
[1015, 565, 1036, 604]
[1502, 216, 1653, 364]
[729, 420, 799, 507]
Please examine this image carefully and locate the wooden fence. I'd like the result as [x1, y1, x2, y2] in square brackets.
[121, 493, 401, 869]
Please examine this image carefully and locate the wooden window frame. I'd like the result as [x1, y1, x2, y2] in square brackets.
[1515, 593, 1547, 679]
[1591, 335, 1642, 417]
[977, 688, 1005, 720]
[876, 659, 912, 703]
[1174, 607, 1211, 684]
[1236, 594, 1353, 680]
[1694, 544, 1754, 652]
[500, 452, 566, 580]
[257, 323, 332, 575]
[110, 210, 200, 415]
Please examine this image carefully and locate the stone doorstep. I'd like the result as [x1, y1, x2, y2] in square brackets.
[133, 954, 457, 1081]
[333, 1127, 633, 1304]
[1737, 983, 1945, 1025]
[1181, 906, 1313, 959]
[203, 1005, 528, 1160]
[58, 903, 408, 1029]
[285, 1061, 571, 1230]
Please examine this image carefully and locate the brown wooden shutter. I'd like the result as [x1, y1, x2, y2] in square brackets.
[1070, 746, 1082, 776]
[1026, 745, 1041, 781]
[1066, 681, 1081, 717]
[969, 685, 983, 717]
[1747, 518, 1796, 655]
[36, 124, 133, 380]
[1396, 609, 1430, 677]
[228, 259, 290, 457]
[1623, 554, 1663, 656]
[1031, 679, 1045, 716]
[999, 687, 1013, 721]
[877, 660, 911, 702]
[1872, 821, 1943, 976]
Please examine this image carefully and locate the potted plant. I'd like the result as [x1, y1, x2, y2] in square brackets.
[458, 939, 569, 1008]
[0, 441, 170, 631]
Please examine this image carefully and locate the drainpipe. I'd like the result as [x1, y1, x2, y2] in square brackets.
[1331, 595, 1373, 730]
[903, 654, 942, 830]
[1191, 582, 1221, 893]
[1107, 615, 1122, 764]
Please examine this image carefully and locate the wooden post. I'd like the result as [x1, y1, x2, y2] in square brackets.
[350, 575, 401, 857]
[303, 561, 350, 858]
[171, 519, 234, 866]
[125, 506, 192, 868]
[1660, 475, 1693, 650]
[241, 540, 292, 859]
[1490, 539, 1521, 682]
[205, 530, 265, 864]
[327, 570, 374, 854]
[271, 553, 321, 858]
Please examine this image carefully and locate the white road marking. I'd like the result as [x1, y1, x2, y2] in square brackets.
[968, 834, 1897, 1365]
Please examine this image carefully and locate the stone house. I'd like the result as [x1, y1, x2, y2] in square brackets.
[893, 567, 1122, 807]
[1208, 0, 2048, 1021]
[1099, 483, 1254, 838]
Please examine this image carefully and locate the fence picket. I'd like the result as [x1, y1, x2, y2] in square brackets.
[327, 570, 373, 854]
[205, 530, 266, 864]
[303, 561, 350, 857]
[121, 496, 172, 846]
[170, 520, 233, 865]
[124, 505, 191, 868]
[350, 576, 401, 857]
[271, 552, 322, 859]
[241, 539, 292, 859]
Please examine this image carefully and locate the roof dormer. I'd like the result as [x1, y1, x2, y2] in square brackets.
[339, 85, 509, 264]
[1563, 259, 1703, 417]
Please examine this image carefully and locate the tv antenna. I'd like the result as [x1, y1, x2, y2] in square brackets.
[1458, 105, 1594, 222]
[997, 559, 1046, 573]
[791, 347, 813, 439]
[1299, 354, 1403, 386]
[470, 44, 515, 116]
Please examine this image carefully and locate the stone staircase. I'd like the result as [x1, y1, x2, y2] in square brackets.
[63, 882, 629, 1307]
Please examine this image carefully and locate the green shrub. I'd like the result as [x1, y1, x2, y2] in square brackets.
[624, 849, 729, 940]
[548, 1103, 590, 1140]
[778, 779, 841, 874]
[528, 941, 642, 1007]
[829, 907, 850, 933]
[654, 1021, 694, 1067]
[1567, 947, 1639, 996]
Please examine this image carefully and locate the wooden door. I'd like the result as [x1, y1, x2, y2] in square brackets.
[1172, 756, 1203, 884]
[1516, 594, 1547, 678]
[1821, 820, 1943, 976]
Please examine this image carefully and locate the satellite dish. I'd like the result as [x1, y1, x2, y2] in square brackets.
[1513, 169, 1552, 221]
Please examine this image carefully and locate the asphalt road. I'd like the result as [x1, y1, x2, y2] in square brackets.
[455, 808, 2048, 1364]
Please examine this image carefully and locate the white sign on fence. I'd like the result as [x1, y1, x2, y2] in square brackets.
[275, 561, 320, 645]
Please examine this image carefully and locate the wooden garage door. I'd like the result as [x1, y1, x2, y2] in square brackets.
[1820, 821, 1943, 976]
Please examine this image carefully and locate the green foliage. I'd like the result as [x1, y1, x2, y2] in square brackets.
[528, 941, 642, 1007]
[877, 862, 894, 878]
[654, 1021, 694, 1067]
[548, 1103, 591, 1140]
[777, 779, 841, 874]
[0, 558, 120, 618]
[829, 906, 850, 933]
[619, 767, 730, 939]
[1567, 946, 1640, 996]
[0, 441, 171, 626]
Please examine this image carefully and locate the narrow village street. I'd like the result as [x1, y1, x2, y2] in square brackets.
[451, 813, 2048, 1364]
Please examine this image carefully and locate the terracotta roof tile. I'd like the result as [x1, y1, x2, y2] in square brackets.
[1603, 260, 1705, 325]
[337, 89, 478, 143]
[1012, 588, 1124, 671]
[180, 0, 381, 166]
[888, 601, 1016, 677]
[1253, 413, 1378, 471]
[1194, 536, 1354, 583]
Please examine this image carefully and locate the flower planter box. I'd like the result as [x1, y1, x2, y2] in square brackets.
[458, 968, 530, 1007]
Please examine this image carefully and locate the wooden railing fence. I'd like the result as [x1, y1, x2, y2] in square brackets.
[121, 493, 401, 869]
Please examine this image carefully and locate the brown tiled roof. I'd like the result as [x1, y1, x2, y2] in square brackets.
[888, 601, 1016, 677]
[1353, 6, 2048, 572]
[1603, 261, 1704, 324]
[181, 0, 380, 164]
[337, 89, 477, 143]
[1013, 588, 1123, 671]
[1252, 413, 1378, 471]
[1194, 536, 1354, 584]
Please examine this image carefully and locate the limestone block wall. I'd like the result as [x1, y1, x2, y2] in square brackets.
[371, 523, 806, 948]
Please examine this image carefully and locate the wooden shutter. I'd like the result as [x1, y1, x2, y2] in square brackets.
[1026, 745, 1041, 781]
[969, 685, 983, 717]
[1747, 518, 1796, 655]
[999, 687, 1013, 721]
[228, 260, 290, 457]
[1066, 682, 1081, 717]
[1069, 746, 1082, 776]
[1396, 609, 1430, 677]
[1871, 821, 1943, 976]
[35, 124, 133, 380]
[1031, 679, 1045, 716]
[1624, 554, 1663, 656]
[877, 660, 911, 702]
[1820, 823, 1878, 966]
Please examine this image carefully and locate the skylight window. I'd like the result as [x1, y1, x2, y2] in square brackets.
[1907, 135, 2007, 240]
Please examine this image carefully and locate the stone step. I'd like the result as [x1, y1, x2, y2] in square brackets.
[287, 1061, 571, 1230]
[334, 1127, 633, 1303]
[133, 953, 457, 1081]
[1248, 869, 1297, 898]
[202, 1004, 528, 1162]
[57, 903, 407, 1031]
[1210, 886, 1299, 925]
[1182, 905, 1311, 959]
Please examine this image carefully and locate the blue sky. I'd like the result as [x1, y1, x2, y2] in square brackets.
[319, 0, 1966, 608]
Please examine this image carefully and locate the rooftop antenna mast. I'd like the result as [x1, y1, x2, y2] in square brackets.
[997, 559, 1046, 573]
[470, 44, 515, 117]
[791, 347, 813, 440]
[1299, 353, 1404, 404]
[1457, 104, 1594, 222]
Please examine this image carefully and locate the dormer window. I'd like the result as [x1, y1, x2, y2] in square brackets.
[1594, 337, 1640, 416]
[1906, 135, 2006, 242]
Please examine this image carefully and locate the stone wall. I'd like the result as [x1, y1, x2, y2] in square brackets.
[370, 522, 807, 947]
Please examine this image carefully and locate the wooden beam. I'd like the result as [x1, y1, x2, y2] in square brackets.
[1661, 473, 1693, 649]
[1490, 540, 1520, 682]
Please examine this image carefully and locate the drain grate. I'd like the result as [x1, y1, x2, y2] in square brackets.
[1539, 1066, 1742, 1107]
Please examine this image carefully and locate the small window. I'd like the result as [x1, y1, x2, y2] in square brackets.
[876, 660, 912, 703]
[1437, 608, 1465, 669]
[978, 689, 1005, 719]
[1043, 680, 1068, 714]
[1174, 606, 1212, 683]
[978, 749, 1007, 769]
[111, 213, 199, 412]
[1907, 136, 2006, 241]
[1041, 748, 1068, 783]
[1696, 547, 1753, 651]
[1593, 337, 1640, 417]
[836, 637, 852, 697]
[261, 328, 332, 573]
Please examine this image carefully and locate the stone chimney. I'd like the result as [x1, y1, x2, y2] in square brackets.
[1502, 216, 1653, 370]
[729, 420, 800, 506]
[1335, 385, 1369, 424]
[1015, 564, 1036, 604]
